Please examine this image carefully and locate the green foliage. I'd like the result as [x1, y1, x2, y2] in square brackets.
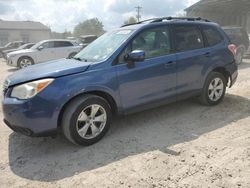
[73, 18, 105, 37]
[124, 16, 137, 25]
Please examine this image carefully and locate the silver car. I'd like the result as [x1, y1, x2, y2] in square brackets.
[6, 39, 82, 68]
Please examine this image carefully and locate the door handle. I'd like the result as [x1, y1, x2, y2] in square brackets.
[204, 52, 211, 57]
[165, 61, 176, 68]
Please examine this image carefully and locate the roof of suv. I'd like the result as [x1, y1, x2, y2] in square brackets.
[121, 17, 219, 30]
[41, 39, 75, 42]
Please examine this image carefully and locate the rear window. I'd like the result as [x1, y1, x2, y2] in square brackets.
[202, 26, 223, 46]
[174, 25, 204, 52]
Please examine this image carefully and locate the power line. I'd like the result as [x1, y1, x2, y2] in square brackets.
[135, 6, 142, 22]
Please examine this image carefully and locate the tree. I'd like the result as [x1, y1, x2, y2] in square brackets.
[124, 16, 137, 25]
[62, 30, 72, 38]
[73, 18, 105, 37]
[176, 12, 187, 17]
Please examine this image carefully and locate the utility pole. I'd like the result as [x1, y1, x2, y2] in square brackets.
[135, 6, 142, 22]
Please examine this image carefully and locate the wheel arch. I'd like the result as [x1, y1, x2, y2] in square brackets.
[57, 90, 118, 128]
[17, 55, 34, 65]
[210, 67, 230, 86]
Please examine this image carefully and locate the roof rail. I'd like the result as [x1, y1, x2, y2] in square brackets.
[151, 17, 210, 23]
[121, 18, 158, 27]
[121, 17, 210, 27]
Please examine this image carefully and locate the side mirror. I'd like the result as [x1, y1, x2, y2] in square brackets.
[37, 46, 44, 51]
[125, 50, 145, 62]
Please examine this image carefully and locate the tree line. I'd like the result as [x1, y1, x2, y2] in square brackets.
[56, 16, 138, 38]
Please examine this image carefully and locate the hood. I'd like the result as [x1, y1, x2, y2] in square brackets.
[8, 49, 35, 56]
[3, 49, 16, 54]
[7, 58, 92, 86]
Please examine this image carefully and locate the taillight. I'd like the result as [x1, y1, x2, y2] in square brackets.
[228, 44, 237, 56]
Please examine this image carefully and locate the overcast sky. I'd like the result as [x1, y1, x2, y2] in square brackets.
[0, 0, 199, 32]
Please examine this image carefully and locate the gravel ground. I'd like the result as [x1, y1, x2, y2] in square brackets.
[0, 58, 250, 188]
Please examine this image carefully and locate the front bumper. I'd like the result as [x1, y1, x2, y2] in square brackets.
[6, 56, 18, 67]
[2, 93, 60, 137]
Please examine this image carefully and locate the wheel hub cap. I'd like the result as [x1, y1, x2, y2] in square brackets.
[76, 104, 107, 139]
[208, 77, 224, 102]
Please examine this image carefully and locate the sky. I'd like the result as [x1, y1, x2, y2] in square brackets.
[0, 0, 199, 32]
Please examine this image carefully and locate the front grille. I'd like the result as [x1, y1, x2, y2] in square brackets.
[3, 79, 10, 96]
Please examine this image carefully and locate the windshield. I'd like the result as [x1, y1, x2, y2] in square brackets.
[31, 41, 44, 49]
[17, 44, 28, 50]
[4, 42, 12, 47]
[75, 29, 134, 62]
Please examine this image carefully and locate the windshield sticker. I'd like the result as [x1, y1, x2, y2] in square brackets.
[116, 30, 132, 35]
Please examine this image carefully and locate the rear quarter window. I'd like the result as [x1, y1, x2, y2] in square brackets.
[202, 26, 224, 46]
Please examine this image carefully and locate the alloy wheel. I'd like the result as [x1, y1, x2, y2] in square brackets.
[208, 77, 224, 102]
[20, 58, 32, 68]
[76, 104, 107, 139]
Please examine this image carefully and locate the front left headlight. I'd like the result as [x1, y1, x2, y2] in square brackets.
[11, 78, 54, 100]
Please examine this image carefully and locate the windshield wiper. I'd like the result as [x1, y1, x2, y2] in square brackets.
[72, 57, 82, 61]
[71, 57, 88, 62]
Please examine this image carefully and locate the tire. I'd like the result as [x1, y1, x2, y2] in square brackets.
[62, 95, 112, 146]
[236, 50, 244, 65]
[68, 52, 77, 59]
[18, 56, 34, 69]
[199, 72, 227, 106]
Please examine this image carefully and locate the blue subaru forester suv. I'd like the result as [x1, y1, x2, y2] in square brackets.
[2, 17, 238, 146]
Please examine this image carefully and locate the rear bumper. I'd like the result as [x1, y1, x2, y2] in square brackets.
[225, 62, 238, 88]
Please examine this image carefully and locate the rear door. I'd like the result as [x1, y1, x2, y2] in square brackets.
[173, 24, 210, 97]
[116, 26, 177, 112]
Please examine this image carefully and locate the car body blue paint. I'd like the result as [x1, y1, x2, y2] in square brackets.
[2, 20, 238, 136]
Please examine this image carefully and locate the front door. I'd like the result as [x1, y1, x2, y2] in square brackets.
[36, 41, 56, 63]
[116, 26, 177, 112]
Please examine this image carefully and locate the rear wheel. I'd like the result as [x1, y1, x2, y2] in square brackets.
[18, 57, 34, 69]
[199, 72, 227, 106]
[62, 95, 112, 146]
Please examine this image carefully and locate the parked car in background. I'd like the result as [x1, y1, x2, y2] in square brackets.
[223, 26, 249, 64]
[0, 41, 25, 58]
[245, 34, 250, 58]
[2, 43, 35, 60]
[79, 35, 98, 48]
[2, 17, 238, 146]
[6, 39, 82, 68]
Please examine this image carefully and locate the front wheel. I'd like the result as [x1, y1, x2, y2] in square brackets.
[18, 57, 34, 69]
[62, 95, 112, 146]
[199, 72, 227, 106]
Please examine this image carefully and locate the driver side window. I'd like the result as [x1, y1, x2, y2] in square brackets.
[118, 27, 171, 64]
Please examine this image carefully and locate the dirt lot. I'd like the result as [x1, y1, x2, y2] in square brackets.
[0, 58, 250, 188]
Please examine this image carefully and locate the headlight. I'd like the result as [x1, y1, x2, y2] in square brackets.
[11, 78, 54, 100]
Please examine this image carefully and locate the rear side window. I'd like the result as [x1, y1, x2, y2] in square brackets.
[54, 41, 73, 47]
[202, 26, 223, 46]
[174, 25, 204, 52]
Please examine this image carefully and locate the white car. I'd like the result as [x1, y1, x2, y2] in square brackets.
[6, 39, 82, 68]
